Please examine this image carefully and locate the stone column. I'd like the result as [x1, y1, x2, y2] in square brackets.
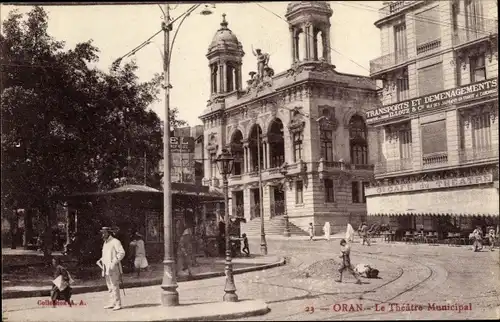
[289, 25, 296, 63]
[323, 27, 331, 63]
[301, 25, 308, 61]
[243, 144, 248, 173]
[216, 63, 222, 94]
[219, 63, 226, 93]
[243, 142, 249, 172]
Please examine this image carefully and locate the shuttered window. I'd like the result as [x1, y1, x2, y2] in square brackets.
[421, 120, 447, 155]
[471, 112, 491, 150]
[415, 6, 441, 46]
[418, 63, 443, 96]
[465, 0, 484, 32]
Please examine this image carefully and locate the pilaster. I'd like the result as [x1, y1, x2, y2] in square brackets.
[446, 110, 459, 166]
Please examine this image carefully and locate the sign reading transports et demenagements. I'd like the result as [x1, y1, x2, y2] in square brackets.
[365, 174, 493, 196]
[366, 77, 498, 124]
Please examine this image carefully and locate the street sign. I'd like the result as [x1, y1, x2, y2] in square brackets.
[170, 136, 195, 153]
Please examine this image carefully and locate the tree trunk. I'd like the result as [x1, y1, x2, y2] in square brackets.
[24, 209, 34, 249]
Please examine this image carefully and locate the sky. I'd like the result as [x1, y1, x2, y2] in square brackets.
[1, 1, 384, 127]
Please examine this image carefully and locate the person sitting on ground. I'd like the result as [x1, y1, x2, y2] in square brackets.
[50, 257, 73, 307]
[335, 239, 362, 285]
[354, 263, 379, 279]
[241, 233, 250, 257]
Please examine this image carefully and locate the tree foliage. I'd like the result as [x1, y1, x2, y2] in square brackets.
[1, 7, 186, 223]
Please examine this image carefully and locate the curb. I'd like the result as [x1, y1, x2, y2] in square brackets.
[164, 300, 270, 322]
[2, 257, 286, 300]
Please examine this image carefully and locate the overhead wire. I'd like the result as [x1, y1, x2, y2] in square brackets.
[346, 0, 498, 22]
[255, 3, 383, 92]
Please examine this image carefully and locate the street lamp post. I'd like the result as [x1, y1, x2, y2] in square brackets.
[216, 148, 238, 302]
[280, 164, 291, 237]
[160, 4, 178, 307]
[159, 4, 213, 307]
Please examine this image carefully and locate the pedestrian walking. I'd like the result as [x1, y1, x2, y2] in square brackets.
[96, 227, 125, 311]
[360, 222, 371, 246]
[241, 233, 250, 257]
[335, 239, 362, 284]
[472, 226, 483, 252]
[487, 227, 496, 251]
[308, 223, 314, 241]
[50, 257, 74, 307]
[323, 222, 331, 241]
[130, 232, 149, 277]
[178, 227, 193, 277]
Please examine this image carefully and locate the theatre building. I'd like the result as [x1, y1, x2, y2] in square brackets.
[366, 0, 498, 237]
[199, 2, 379, 235]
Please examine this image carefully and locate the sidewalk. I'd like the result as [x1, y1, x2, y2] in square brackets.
[2, 255, 285, 299]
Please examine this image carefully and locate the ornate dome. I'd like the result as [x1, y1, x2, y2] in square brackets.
[207, 14, 243, 54]
[286, 1, 332, 15]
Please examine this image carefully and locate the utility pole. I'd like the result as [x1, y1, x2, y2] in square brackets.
[160, 4, 178, 307]
[257, 128, 267, 255]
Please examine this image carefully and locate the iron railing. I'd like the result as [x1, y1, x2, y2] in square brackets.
[370, 48, 413, 75]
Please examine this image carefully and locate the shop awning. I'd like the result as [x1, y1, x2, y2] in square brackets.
[367, 187, 499, 217]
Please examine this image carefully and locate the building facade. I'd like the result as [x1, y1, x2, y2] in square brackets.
[199, 2, 379, 235]
[366, 0, 498, 236]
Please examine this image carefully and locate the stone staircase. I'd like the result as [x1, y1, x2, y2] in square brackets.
[241, 216, 309, 237]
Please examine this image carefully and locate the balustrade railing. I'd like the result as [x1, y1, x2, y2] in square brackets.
[352, 163, 375, 171]
[458, 146, 499, 163]
[453, 19, 497, 47]
[422, 153, 448, 168]
[416, 39, 441, 55]
[369, 49, 412, 75]
[375, 158, 413, 175]
[379, 1, 424, 19]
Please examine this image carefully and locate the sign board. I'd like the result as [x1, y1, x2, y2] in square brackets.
[170, 136, 195, 153]
[365, 174, 493, 196]
[366, 78, 498, 124]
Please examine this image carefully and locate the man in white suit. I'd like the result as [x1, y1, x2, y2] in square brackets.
[97, 227, 125, 310]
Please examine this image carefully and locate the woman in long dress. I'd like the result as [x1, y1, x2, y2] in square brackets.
[346, 224, 355, 243]
[323, 222, 331, 240]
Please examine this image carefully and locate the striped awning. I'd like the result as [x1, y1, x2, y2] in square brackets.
[367, 186, 499, 217]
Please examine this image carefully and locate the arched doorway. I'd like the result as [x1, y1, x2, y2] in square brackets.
[230, 130, 244, 175]
[349, 115, 368, 165]
[268, 118, 285, 168]
[249, 124, 264, 172]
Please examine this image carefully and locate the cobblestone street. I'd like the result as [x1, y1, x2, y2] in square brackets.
[3, 239, 499, 321]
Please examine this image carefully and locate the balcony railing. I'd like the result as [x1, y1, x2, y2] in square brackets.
[453, 19, 497, 47]
[370, 49, 413, 75]
[422, 152, 448, 168]
[375, 158, 412, 175]
[416, 39, 441, 55]
[459, 146, 499, 164]
[379, 1, 424, 19]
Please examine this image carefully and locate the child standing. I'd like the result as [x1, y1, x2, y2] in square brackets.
[335, 239, 362, 284]
[50, 257, 73, 307]
[308, 223, 314, 241]
[130, 232, 149, 277]
[241, 233, 250, 257]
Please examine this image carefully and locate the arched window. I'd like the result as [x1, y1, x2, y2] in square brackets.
[349, 115, 368, 165]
